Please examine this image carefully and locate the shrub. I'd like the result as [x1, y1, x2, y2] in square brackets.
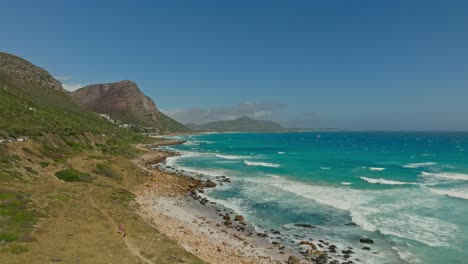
[111, 188, 135, 205]
[55, 168, 92, 182]
[39, 161, 49, 168]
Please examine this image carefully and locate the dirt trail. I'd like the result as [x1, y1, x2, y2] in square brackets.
[86, 187, 153, 264]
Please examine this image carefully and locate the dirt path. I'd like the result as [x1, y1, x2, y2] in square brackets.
[85, 187, 153, 264]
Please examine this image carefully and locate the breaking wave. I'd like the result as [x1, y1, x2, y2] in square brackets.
[429, 188, 468, 200]
[403, 162, 437, 169]
[369, 167, 386, 171]
[244, 160, 280, 168]
[420, 171, 468, 181]
[215, 154, 248, 160]
[360, 177, 416, 185]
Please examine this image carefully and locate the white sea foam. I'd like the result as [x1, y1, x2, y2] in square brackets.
[278, 152, 285, 154]
[403, 162, 437, 168]
[215, 154, 247, 160]
[183, 140, 200, 146]
[429, 188, 468, 200]
[369, 167, 386, 171]
[341, 182, 352, 185]
[164, 154, 230, 179]
[244, 160, 280, 168]
[360, 177, 416, 185]
[392, 246, 421, 263]
[261, 176, 457, 247]
[320, 167, 331, 170]
[420, 171, 468, 181]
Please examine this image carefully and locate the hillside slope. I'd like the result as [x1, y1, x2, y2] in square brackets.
[0, 52, 130, 140]
[0, 53, 203, 263]
[70, 81, 190, 133]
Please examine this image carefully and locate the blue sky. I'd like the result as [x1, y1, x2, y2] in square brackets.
[1, 0, 467, 130]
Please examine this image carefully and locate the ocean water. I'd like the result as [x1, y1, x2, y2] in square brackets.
[162, 132, 468, 264]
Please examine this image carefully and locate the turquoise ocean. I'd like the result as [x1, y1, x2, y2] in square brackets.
[162, 132, 468, 264]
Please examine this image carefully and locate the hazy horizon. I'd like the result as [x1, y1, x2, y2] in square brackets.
[2, 1, 467, 130]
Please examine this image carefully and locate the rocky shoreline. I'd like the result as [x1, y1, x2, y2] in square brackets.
[134, 141, 374, 264]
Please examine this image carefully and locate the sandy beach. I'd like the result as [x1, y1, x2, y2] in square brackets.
[133, 142, 307, 264]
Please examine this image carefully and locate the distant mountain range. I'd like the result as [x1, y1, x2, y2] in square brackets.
[186, 116, 288, 132]
[0, 52, 332, 135]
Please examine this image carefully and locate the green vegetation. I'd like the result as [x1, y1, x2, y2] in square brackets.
[111, 188, 136, 205]
[38, 161, 49, 168]
[55, 168, 92, 182]
[0, 192, 38, 242]
[6, 244, 29, 255]
[0, 53, 150, 160]
[23, 167, 37, 175]
[94, 163, 122, 180]
[0, 53, 205, 263]
[47, 193, 73, 202]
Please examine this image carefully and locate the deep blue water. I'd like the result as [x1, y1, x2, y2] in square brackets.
[163, 132, 468, 264]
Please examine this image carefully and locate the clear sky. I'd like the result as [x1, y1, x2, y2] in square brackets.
[1, 0, 467, 130]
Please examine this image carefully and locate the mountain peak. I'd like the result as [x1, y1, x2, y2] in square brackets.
[235, 116, 254, 121]
[70, 81, 189, 132]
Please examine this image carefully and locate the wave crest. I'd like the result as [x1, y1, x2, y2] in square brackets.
[215, 154, 246, 160]
[244, 160, 280, 168]
[420, 171, 468, 181]
[369, 167, 386, 171]
[403, 162, 437, 168]
[429, 188, 468, 200]
[360, 177, 416, 185]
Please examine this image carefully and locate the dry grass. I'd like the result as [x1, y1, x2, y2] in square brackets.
[0, 141, 204, 264]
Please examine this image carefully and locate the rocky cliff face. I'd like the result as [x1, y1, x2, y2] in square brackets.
[70, 80, 159, 119]
[70, 80, 189, 132]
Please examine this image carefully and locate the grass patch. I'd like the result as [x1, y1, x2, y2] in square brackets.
[23, 167, 37, 175]
[8, 244, 29, 255]
[111, 189, 135, 205]
[55, 168, 92, 183]
[0, 170, 23, 182]
[86, 155, 108, 160]
[38, 161, 49, 168]
[0, 192, 38, 242]
[47, 193, 73, 202]
[94, 163, 122, 180]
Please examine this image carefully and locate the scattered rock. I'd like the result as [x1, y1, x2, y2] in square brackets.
[359, 238, 374, 244]
[234, 215, 245, 222]
[287, 255, 300, 264]
[205, 180, 217, 188]
[362, 247, 371, 251]
[294, 223, 316, 228]
[223, 213, 231, 220]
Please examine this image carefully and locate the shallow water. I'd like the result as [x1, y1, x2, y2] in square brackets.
[163, 132, 468, 263]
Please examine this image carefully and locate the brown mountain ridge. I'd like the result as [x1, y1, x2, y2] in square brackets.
[70, 80, 190, 133]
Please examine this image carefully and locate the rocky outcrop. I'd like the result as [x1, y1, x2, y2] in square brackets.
[70, 80, 158, 121]
[70, 80, 189, 132]
[359, 238, 374, 244]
